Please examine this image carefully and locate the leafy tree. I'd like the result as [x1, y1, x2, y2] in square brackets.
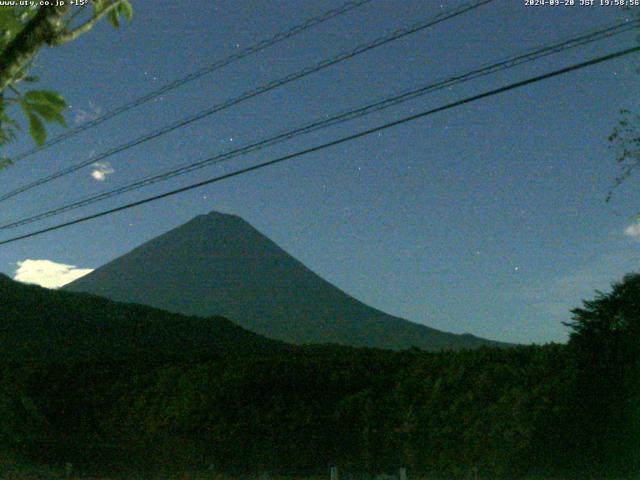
[606, 9, 640, 206]
[607, 109, 640, 204]
[566, 273, 640, 345]
[564, 273, 640, 477]
[0, 1, 132, 159]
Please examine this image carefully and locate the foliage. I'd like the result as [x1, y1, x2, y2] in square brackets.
[606, 9, 640, 206]
[564, 273, 640, 476]
[0, 274, 636, 478]
[0, 2, 132, 156]
[607, 109, 640, 204]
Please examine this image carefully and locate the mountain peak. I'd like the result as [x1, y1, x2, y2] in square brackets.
[65, 214, 508, 351]
[202, 209, 239, 219]
[187, 210, 250, 229]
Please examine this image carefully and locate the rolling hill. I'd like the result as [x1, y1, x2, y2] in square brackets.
[0, 273, 283, 361]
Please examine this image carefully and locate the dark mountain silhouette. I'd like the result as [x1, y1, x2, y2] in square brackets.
[65, 211, 507, 350]
[0, 273, 283, 361]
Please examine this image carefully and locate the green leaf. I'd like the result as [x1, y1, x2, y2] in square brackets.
[24, 90, 66, 109]
[0, 157, 13, 170]
[107, 8, 120, 28]
[18, 97, 32, 115]
[0, 110, 19, 129]
[26, 112, 46, 146]
[119, 0, 133, 21]
[28, 103, 66, 127]
[0, 8, 23, 38]
[19, 91, 67, 142]
[17, 6, 38, 23]
[92, 0, 110, 14]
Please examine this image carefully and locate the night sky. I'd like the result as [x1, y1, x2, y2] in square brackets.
[1, 0, 639, 344]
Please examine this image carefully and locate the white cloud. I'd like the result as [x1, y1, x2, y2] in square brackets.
[74, 101, 102, 125]
[14, 259, 93, 289]
[90, 161, 114, 181]
[624, 222, 640, 240]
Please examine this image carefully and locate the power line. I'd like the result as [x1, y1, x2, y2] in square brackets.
[8, 0, 375, 163]
[0, 19, 636, 230]
[0, 0, 494, 204]
[1, 45, 637, 247]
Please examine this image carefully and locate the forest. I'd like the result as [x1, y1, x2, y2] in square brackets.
[0, 273, 638, 479]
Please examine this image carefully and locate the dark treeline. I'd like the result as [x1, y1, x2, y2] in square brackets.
[0, 274, 638, 478]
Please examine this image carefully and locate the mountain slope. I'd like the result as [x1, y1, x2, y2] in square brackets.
[65, 211, 506, 350]
[0, 273, 282, 361]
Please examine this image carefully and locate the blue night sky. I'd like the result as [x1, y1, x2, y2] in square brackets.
[1, 0, 639, 344]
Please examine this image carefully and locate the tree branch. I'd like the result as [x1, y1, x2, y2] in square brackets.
[0, 5, 70, 93]
[50, 0, 122, 46]
[62, 3, 88, 31]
